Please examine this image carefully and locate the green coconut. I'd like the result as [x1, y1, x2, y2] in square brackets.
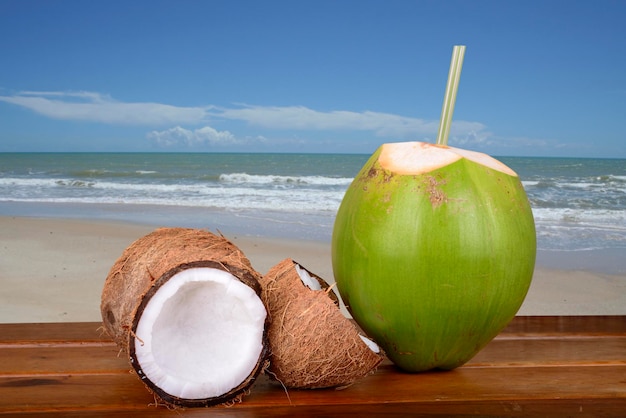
[332, 141, 536, 372]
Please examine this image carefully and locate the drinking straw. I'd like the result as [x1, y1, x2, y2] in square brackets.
[436, 45, 466, 146]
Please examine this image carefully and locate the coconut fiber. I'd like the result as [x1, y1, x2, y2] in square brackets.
[260, 258, 383, 389]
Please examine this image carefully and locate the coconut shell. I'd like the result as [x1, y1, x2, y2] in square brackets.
[100, 227, 269, 407]
[260, 258, 383, 389]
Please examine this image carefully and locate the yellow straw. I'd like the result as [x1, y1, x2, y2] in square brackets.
[436, 45, 466, 146]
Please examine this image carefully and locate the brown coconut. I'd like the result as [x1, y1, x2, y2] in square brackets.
[260, 258, 383, 389]
[101, 227, 269, 407]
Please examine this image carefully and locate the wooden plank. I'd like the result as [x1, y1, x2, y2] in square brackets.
[3, 334, 619, 376]
[0, 316, 624, 416]
[0, 345, 129, 375]
[5, 401, 626, 418]
[470, 336, 626, 366]
[499, 315, 626, 337]
[1, 316, 623, 344]
[0, 365, 624, 416]
[0, 322, 110, 345]
[1, 320, 624, 376]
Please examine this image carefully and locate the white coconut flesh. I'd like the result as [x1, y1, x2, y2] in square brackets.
[379, 141, 518, 177]
[295, 264, 322, 291]
[133, 267, 267, 400]
[359, 335, 381, 354]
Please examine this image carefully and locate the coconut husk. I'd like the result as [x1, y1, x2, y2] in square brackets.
[100, 227, 269, 407]
[260, 259, 383, 389]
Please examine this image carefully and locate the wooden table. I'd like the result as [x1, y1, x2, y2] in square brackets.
[1, 316, 624, 417]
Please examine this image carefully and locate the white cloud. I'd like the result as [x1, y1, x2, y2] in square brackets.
[212, 105, 488, 142]
[146, 126, 241, 147]
[0, 90, 490, 146]
[214, 105, 437, 137]
[448, 129, 495, 147]
[0, 91, 208, 125]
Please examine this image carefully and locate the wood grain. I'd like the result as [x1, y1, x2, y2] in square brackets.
[1, 316, 624, 416]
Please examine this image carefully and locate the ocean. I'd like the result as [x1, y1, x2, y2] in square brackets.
[1, 152, 625, 256]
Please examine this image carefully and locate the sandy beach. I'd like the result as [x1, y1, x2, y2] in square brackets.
[1, 215, 624, 324]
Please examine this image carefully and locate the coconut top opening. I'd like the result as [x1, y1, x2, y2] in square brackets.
[134, 267, 267, 400]
[378, 141, 517, 177]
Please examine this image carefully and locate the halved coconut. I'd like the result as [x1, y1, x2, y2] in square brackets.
[101, 228, 269, 407]
[260, 259, 383, 389]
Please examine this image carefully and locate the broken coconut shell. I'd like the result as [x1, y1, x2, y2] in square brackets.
[101, 227, 269, 407]
[260, 258, 383, 389]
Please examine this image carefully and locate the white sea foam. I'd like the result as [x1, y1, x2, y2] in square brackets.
[2, 153, 625, 252]
[532, 207, 626, 224]
[532, 207, 626, 250]
[218, 172, 353, 186]
[0, 177, 345, 212]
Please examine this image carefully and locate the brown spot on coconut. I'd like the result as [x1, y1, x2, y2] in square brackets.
[100, 227, 269, 408]
[260, 258, 383, 389]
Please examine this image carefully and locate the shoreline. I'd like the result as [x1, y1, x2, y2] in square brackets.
[1, 215, 624, 323]
[1, 201, 624, 275]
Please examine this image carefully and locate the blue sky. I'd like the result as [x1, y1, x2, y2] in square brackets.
[0, 0, 625, 157]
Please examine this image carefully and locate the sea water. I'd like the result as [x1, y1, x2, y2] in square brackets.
[1, 152, 624, 254]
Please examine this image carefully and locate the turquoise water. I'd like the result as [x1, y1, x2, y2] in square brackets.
[1, 152, 625, 252]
